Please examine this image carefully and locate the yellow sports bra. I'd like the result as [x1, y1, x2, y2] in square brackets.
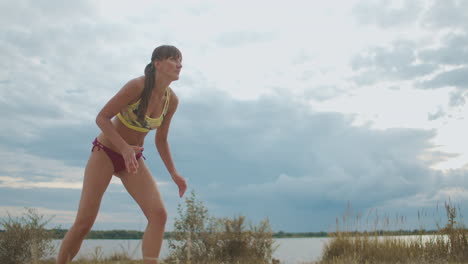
[117, 88, 170, 132]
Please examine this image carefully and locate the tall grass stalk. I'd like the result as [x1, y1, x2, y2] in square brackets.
[319, 201, 468, 264]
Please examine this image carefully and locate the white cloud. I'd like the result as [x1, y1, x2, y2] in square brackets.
[353, 0, 425, 28]
[0, 148, 171, 190]
[0, 206, 77, 224]
[422, 0, 468, 29]
[0, 149, 84, 181]
[0, 176, 82, 189]
[0, 206, 142, 225]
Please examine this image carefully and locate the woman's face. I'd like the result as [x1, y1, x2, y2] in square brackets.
[156, 56, 183, 81]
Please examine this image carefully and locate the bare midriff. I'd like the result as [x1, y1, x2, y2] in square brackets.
[96, 117, 149, 154]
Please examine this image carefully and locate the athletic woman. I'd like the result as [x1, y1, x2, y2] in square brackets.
[57, 45, 187, 264]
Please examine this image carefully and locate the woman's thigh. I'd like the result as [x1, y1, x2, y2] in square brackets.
[117, 160, 165, 219]
[74, 149, 114, 224]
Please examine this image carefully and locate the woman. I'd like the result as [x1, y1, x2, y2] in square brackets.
[57, 45, 187, 264]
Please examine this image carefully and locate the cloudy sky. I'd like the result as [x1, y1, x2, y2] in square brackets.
[1, 0, 468, 233]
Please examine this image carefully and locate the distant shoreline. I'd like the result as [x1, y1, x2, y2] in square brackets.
[22, 228, 440, 240]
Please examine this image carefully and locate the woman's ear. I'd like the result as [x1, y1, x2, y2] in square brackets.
[154, 60, 161, 70]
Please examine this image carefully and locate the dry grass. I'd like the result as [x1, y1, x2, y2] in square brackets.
[317, 202, 468, 264]
[14, 196, 468, 263]
[39, 260, 140, 264]
[0, 208, 55, 264]
[2, 192, 277, 264]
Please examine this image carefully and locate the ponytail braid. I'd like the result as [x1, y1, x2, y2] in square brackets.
[136, 62, 155, 124]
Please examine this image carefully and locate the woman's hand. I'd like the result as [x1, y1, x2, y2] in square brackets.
[121, 145, 144, 174]
[171, 172, 187, 198]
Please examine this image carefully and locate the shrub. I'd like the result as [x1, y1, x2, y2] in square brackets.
[0, 208, 54, 264]
[166, 191, 277, 264]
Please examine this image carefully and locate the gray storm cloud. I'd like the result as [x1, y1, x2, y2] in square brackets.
[2, 0, 468, 232]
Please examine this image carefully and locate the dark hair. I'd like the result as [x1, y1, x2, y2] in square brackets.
[136, 45, 182, 124]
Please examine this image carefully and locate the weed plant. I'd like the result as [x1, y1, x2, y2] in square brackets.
[319, 202, 468, 264]
[0, 208, 55, 264]
[165, 191, 278, 264]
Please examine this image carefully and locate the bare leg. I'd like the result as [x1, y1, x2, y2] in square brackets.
[117, 160, 167, 264]
[56, 149, 114, 264]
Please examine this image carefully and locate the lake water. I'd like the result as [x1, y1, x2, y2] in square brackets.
[51, 237, 332, 264]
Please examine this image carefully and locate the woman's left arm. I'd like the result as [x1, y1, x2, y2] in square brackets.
[155, 90, 187, 197]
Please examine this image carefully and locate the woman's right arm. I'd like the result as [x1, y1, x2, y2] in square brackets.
[95, 78, 142, 172]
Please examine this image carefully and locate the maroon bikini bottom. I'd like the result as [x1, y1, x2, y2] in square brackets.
[92, 138, 144, 173]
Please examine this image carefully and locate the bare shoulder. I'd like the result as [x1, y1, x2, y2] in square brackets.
[168, 87, 179, 107]
[120, 76, 145, 102]
[132, 76, 146, 88]
[97, 76, 146, 119]
[126, 76, 145, 92]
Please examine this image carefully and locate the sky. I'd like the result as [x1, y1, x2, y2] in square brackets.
[1, 0, 468, 233]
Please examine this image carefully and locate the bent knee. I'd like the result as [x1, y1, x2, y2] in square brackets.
[147, 207, 167, 225]
[73, 220, 94, 237]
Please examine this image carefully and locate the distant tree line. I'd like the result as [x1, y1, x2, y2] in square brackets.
[0, 228, 439, 240]
[273, 231, 328, 238]
[48, 229, 147, 239]
[328, 229, 440, 237]
[40, 229, 332, 240]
